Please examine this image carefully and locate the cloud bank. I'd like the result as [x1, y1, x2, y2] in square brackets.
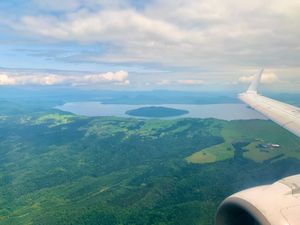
[0, 71, 129, 86]
[7, 0, 299, 68]
[178, 80, 204, 85]
[0, 0, 299, 90]
[238, 71, 280, 84]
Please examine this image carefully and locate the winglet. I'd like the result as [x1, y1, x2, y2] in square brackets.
[246, 69, 264, 94]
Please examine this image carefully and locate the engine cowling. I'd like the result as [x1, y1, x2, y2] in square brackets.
[215, 174, 300, 225]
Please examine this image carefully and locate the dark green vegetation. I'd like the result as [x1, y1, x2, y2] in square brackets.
[126, 106, 189, 118]
[0, 99, 300, 225]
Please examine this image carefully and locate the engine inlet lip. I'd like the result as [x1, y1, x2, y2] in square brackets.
[215, 196, 271, 225]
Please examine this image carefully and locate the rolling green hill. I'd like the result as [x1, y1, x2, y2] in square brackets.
[0, 105, 300, 225]
[186, 120, 300, 164]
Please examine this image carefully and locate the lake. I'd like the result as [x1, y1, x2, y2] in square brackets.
[56, 102, 266, 121]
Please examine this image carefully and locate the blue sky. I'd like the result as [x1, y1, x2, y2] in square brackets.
[0, 0, 300, 91]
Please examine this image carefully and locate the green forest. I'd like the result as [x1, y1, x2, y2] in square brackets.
[125, 106, 189, 117]
[0, 101, 300, 225]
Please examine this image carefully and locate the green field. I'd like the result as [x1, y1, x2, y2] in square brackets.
[0, 101, 300, 225]
[186, 120, 300, 164]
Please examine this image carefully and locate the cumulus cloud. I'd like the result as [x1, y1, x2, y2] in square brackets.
[156, 79, 204, 86]
[177, 79, 204, 85]
[76, 71, 129, 85]
[157, 80, 172, 86]
[1, 0, 300, 89]
[16, 9, 185, 44]
[0, 74, 16, 85]
[238, 71, 280, 84]
[0, 71, 129, 86]
[6, 0, 299, 68]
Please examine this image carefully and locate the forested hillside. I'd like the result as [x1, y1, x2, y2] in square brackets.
[0, 102, 300, 225]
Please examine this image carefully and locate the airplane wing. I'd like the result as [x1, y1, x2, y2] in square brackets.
[216, 70, 300, 225]
[239, 69, 300, 137]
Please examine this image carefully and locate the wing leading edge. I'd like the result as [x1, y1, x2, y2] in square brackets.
[239, 70, 300, 138]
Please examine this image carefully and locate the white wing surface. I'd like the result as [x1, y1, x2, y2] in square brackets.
[239, 70, 300, 137]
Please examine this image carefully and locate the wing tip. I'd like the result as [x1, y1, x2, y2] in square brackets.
[246, 69, 264, 94]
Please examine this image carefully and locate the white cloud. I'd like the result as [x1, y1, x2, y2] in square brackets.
[1, 0, 300, 90]
[101, 70, 128, 82]
[156, 79, 204, 86]
[238, 75, 253, 84]
[177, 79, 204, 85]
[0, 71, 129, 86]
[157, 80, 171, 86]
[10, 0, 298, 70]
[238, 71, 280, 84]
[0, 74, 17, 85]
[16, 9, 185, 44]
[73, 70, 129, 86]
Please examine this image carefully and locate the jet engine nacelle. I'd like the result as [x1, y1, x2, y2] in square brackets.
[215, 174, 300, 225]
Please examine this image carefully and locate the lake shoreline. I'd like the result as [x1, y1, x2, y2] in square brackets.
[56, 102, 267, 121]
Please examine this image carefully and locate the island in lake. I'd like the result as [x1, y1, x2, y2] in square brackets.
[125, 106, 189, 118]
